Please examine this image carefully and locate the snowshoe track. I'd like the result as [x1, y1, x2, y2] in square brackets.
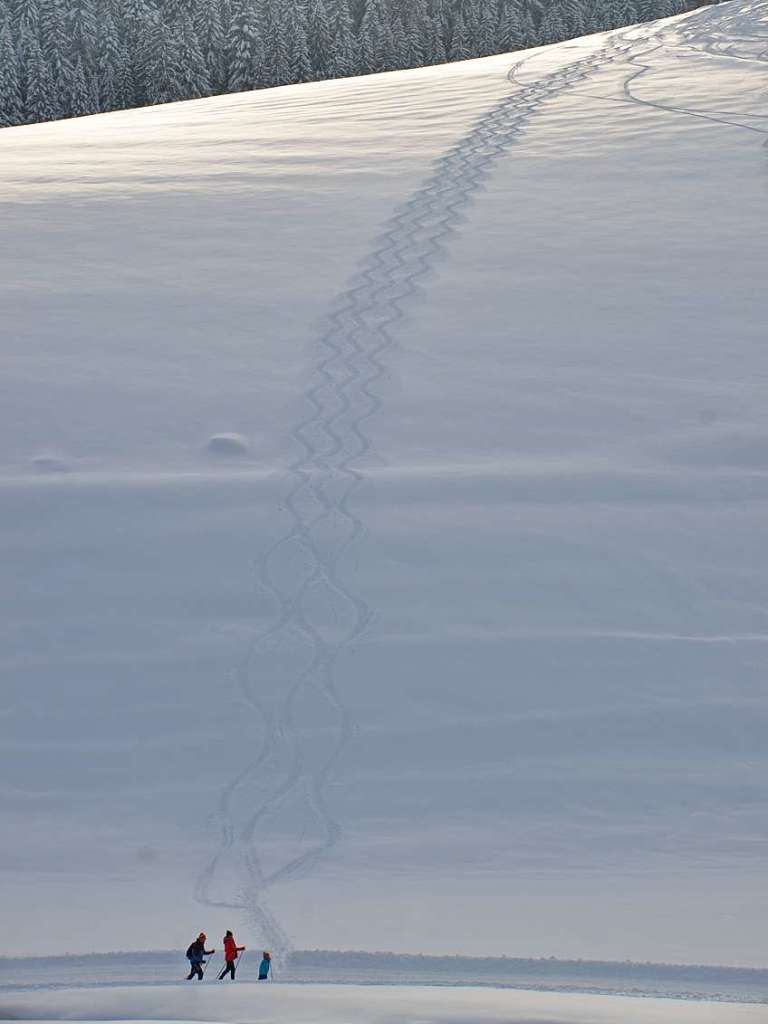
[196, 22, 671, 955]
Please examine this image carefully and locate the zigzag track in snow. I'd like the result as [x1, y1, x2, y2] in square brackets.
[195, 24, 659, 956]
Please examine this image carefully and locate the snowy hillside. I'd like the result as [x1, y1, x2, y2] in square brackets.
[1, 0, 767, 970]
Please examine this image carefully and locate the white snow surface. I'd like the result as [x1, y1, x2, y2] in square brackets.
[1, 0, 768, 967]
[1, 985, 766, 1024]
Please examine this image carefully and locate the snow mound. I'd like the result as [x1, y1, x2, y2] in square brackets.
[206, 433, 251, 457]
[30, 453, 70, 473]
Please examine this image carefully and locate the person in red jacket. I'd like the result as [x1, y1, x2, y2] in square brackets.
[217, 930, 245, 981]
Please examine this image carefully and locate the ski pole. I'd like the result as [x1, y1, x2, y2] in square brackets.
[236, 948, 246, 978]
[201, 953, 217, 979]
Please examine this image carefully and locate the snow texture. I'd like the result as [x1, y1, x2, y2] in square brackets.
[0, 0, 767, 968]
[1, 983, 767, 1024]
[2, 951, 767, 1004]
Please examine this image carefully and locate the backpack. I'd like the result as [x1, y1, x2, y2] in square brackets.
[186, 943, 197, 961]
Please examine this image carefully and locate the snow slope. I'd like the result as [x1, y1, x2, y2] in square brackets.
[1, 0, 767, 966]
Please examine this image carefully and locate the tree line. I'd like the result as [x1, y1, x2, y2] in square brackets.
[0, 0, 695, 128]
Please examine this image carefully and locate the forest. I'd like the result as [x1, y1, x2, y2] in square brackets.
[1, 0, 696, 127]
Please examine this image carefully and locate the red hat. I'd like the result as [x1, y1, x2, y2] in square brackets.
[199, 932, 206, 940]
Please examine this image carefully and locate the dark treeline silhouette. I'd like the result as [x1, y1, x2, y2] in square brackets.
[0, 0, 697, 128]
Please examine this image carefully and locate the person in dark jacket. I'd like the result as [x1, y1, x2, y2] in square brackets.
[218, 930, 245, 981]
[258, 951, 272, 980]
[186, 932, 215, 980]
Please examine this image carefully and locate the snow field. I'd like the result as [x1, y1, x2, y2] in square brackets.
[0, 0, 767, 967]
[2, 984, 767, 1024]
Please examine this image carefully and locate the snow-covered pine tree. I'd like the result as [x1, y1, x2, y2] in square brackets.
[525, 0, 546, 32]
[114, 41, 137, 108]
[13, 0, 39, 38]
[381, 14, 403, 69]
[67, 53, 98, 116]
[94, 10, 123, 111]
[584, 0, 608, 31]
[497, 0, 525, 51]
[634, 0, 657, 18]
[174, 9, 211, 98]
[193, 0, 227, 92]
[120, 0, 153, 42]
[449, 9, 472, 61]
[461, 0, 480, 53]
[426, 0, 448, 64]
[612, 0, 639, 27]
[307, 0, 334, 78]
[161, 0, 186, 25]
[359, 0, 387, 72]
[39, 0, 70, 101]
[402, 0, 427, 68]
[285, 0, 313, 82]
[22, 29, 58, 122]
[475, 1, 498, 56]
[568, 2, 588, 39]
[0, 22, 26, 124]
[326, 0, 356, 77]
[143, 12, 184, 104]
[67, 0, 98, 66]
[261, 0, 294, 87]
[120, 0, 155, 103]
[226, 0, 263, 91]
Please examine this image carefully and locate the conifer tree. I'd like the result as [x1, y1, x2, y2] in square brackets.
[94, 10, 123, 111]
[539, 2, 567, 43]
[285, 0, 313, 82]
[498, 0, 525, 50]
[449, 10, 472, 61]
[121, 0, 154, 102]
[227, 0, 264, 91]
[475, 2, 497, 56]
[143, 14, 183, 104]
[68, 54, 97, 116]
[261, 0, 289, 86]
[529, 0, 547, 27]
[67, 0, 97, 66]
[380, 16, 401, 69]
[174, 9, 211, 98]
[161, 0, 186, 25]
[194, 0, 227, 92]
[427, 0, 449, 64]
[326, 0, 356, 78]
[400, 0, 426, 67]
[308, 0, 334, 78]
[40, 0, 70, 98]
[613, 0, 639, 26]
[23, 30, 58, 122]
[359, 0, 386, 72]
[0, 21, 25, 124]
[114, 43, 137, 108]
[13, 0, 39, 38]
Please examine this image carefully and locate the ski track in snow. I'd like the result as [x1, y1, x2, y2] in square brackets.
[195, 2, 768, 956]
[569, 2, 768, 136]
